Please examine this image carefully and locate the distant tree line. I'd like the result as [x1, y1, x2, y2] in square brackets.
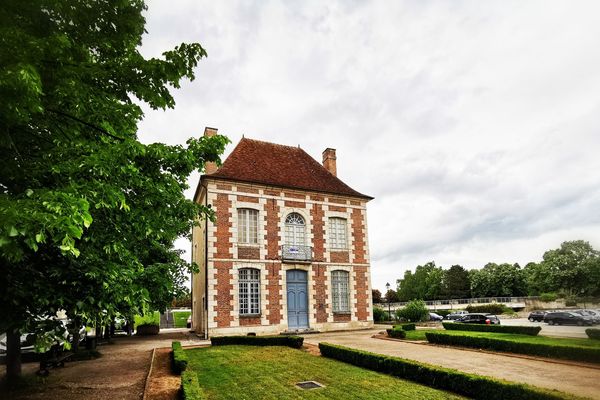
[383, 240, 600, 302]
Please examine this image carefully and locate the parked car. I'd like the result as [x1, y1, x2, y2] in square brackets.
[544, 312, 593, 326]
[429, 312, 443, 321]
[528, 310, 547, 322]
[574, 310, 600, 324]
[456, 313, 500, 325]
[444, 310, 469, 320]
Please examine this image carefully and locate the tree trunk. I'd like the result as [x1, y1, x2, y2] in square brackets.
[71, 320, 81, 353]
[6, 328, 22, 382]
[104, 324, 111, 341]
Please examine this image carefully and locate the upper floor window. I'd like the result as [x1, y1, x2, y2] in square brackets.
[238, 208, 258, 244]
[285, 213, 305, 246]
[329, 217, 347, 249]
[332, 270, 350, 313]
[239, 268, 260, 315]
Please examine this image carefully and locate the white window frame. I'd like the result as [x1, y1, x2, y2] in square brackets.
[332, 270, 350, 313]
[237, 208, 259, 244]
[329, 217, 348, 250]
[285, 212, 306, 246]
[239, 268, 260, 315]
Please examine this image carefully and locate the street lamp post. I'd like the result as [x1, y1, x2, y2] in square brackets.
[386, 282, 391, 322]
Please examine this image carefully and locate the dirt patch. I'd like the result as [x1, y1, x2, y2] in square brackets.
[302, 343, 321, 357]
[145, 348, 181, 400]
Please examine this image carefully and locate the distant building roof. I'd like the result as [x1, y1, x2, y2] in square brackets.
[204, 138, 372, 200]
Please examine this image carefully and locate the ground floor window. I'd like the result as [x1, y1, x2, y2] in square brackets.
[239, 268, 260, 315]
[332, 270, 350, 313]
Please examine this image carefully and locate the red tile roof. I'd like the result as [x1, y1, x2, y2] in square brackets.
[204, 138, 372, 200]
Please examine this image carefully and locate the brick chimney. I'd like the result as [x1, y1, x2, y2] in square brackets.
[204, 127, 218, 174]
[322, 148, 337, 176]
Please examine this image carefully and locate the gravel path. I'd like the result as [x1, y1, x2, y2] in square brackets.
[302, 328, 600, 399]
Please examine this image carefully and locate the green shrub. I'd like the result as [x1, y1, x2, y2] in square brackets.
[386, 328, 406, 339]
[372, 307, 386, 322]
[210, 335, 303, 349]
[586, 328, 600, 340]
[319, 343, 568, 400]
[442, 322, 541, 336]
[134, 311, 160, 326]
[426, 332, 600, 364]
[393, 323, 416, 331]
[465, 304, 505, 315]
[435, 310, 453, 317]
[136, 324, 159, 335]
[181, 370, 206, 400]
[539, 292, 558, 302]
[395, 300, 428, 322]
[171, 341, 188, 374]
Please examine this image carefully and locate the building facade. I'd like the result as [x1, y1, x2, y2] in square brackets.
[191, 127, 374, 337]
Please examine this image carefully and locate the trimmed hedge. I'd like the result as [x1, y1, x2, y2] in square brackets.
[386, 328, 406, 339]
[210, 335, 304, 349]
[442, 322, 541, 336]
[171, 341, 188, 374]
[319, 343, 569, 400]
[465, 304, 506, 315]
[181, 370, 206, 400]
[586, 328, 600, 340]
[394, 323, 416, 331]
[426, 332, 600, 364]
[136, 323, 159, 336]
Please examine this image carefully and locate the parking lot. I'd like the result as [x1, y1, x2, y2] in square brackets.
[502, 317, 591, 338]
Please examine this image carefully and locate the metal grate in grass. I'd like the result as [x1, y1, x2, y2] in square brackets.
[295, 381, 325, 390]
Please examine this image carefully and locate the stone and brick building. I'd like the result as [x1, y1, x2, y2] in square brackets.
[191, 127, 374, 337]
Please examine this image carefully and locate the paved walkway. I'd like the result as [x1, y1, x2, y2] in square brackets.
[301, 328, 600, 399]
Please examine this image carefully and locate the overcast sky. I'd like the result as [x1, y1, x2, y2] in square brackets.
[137, 1, 600, 292]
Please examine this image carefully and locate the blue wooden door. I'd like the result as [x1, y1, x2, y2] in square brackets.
[287, 270, 309, 330]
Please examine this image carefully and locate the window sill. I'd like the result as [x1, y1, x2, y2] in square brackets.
[237, 243, 261, 248]
[239, 314, 261, 318]
[333, 311, 351, 315]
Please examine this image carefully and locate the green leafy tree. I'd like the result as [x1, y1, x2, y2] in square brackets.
[371, 289, 382, 304]
[396, 299, 429, 322]
[384, 289, 399, 303]
[397, 261, 444, 301]
[469, 263, 526, 297]
[0, 1, 228, 380]
[442, 264, 471, 299]
[540, 240, 600, 297]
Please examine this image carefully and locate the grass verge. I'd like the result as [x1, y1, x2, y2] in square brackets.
[184, 345, 466, 399]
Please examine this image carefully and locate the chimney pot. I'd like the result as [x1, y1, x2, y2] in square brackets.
[322, 148, 337, 176]
[204, 127, 218, 174]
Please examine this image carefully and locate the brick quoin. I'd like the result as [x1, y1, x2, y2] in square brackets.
[312, 265, 328, 323]
[267, 263, 282, 324]
[213, 261, 233, 327]
[265, 198, 280, 259]
[311, 203, 325, 261]
[351, 208, 366, 264]
[215, 193, 232, 259]
[354, 266, 369, 321]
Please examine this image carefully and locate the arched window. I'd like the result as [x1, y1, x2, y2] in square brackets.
[238, 208, 259, 244]
[239, 268, 260, 315]
[329, 217, 347, 249]
[332, 270, 350, 313]
[285, 213, 306, 246]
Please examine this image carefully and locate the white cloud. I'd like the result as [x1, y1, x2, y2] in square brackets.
[138, 0, 600, 292]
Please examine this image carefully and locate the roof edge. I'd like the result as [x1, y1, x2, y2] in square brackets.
[200, 175, 374, 201]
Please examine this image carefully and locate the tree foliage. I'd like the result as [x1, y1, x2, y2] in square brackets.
[371, 289, 382, 304]
[0, 0, 228, 379]
[397, 261, 444, 301]
[442, 265, 470, 299]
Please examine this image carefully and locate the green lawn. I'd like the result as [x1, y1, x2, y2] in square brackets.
[401, 328, 600, 348]
[185, 345, 467, 400]
[173, 311, 191, 328]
